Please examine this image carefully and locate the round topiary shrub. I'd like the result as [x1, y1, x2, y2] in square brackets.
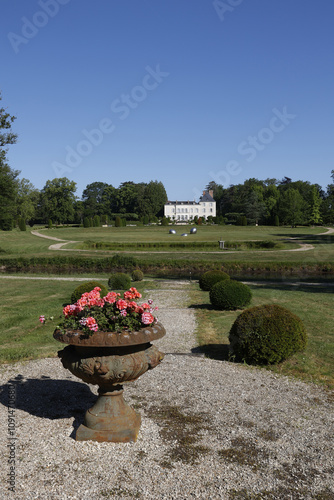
[71, 281, 108, 304]
[228, 304, 307, 365]
[108, 272, 132, 290]
[131, 269, 144, 282]
[209, 279, 252, 310]
[199, 270, 230, 291]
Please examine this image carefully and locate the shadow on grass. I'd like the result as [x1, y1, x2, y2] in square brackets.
[0, 374, 96, 439]
[188, 303, 214, 310]
[275, 233, 334, 245]
[247, 282, 334, 294]
[192, 344, 230, 361]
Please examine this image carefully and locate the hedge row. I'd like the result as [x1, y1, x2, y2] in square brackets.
[80, 240, 284, 251]
[0, 256, 333, 277]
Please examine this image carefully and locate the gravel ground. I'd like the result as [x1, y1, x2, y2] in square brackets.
[0, 282, 333, 500]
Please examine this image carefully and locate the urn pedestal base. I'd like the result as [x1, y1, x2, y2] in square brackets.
[54, 323, 166, 443]
[76, 386, 141, 443]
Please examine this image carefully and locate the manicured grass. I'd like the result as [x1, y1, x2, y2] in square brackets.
[190, 281, 334, 390]
[43, 224, 324, 243]
[1, 226, 333, 270]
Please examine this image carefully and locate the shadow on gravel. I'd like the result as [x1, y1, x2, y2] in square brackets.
[0, 374, 96, 438]
[191, 344, 230, 361]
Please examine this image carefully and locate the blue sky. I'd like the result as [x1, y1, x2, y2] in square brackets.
[1, 0, 333, 202]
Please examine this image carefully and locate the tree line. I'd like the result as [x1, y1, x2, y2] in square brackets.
[1, 91, 333, 229]
[206, 174, 333, 227]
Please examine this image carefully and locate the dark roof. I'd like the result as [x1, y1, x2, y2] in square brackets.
[165, 200, 197, 205]
[200, 192, 215, 202]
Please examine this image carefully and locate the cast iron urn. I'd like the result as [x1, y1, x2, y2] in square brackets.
[53, 322, 165, 443]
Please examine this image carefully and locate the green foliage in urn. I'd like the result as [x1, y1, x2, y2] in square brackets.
[199, 270, 230, 291]
[209, 280, 252, 310]
[71, 281, 108, 304]
[228, 304, 307, 365]
[108, 272, 131, 290]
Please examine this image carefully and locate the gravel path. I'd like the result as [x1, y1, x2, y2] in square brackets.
[0, 282, 333, 499]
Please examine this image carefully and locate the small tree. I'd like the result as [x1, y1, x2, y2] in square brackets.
[48, 219, 53, 229]
[18, 217, 26, 231]
[83, 217, 90, 228]
[115, 216, 122, 227]
[93, 215, 101, 227]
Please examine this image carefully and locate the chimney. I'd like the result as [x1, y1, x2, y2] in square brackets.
[209, 190, 213, 197]
[203, 190, 205, 195]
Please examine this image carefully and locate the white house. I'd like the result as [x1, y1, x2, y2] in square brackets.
[164, 190, 216, 221]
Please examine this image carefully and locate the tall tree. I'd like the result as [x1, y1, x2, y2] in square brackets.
[16, 178, 39, 224]
[0, 91, 19, 230]
[244, 190, 266, 225]
[279, 188, 306, 227]
[322, 170, 334, 224]
[82, 182, 112, 218]
[307, 185, 322, 225]
[115, 181, 141, 214]
[139, 180, 168, 217]
[38, 177, 77, 224]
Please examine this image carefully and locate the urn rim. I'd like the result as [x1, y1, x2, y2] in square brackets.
[53, 321, 166, 347]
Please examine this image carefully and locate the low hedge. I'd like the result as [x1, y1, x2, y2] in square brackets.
[0, 256, 333, 278]
[199, 270, 230, 291]
[228, 304, 307, 365]
[108, 272, 132, 290]
[209, 280, 252, 310]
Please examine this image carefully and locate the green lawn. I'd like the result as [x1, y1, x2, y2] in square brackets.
[190, 281, 334, 390]
[33, 224, 324, 244]
[1, 225, 333, 267]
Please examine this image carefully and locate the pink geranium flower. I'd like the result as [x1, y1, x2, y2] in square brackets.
[80, 316, 98, 332]
[104, 291, 120, 304]
[141, 312, 154, 325]
[116, 299, 128, 310]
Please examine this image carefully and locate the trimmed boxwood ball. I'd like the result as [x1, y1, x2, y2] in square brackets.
[209, 279, 252, 310]
[71, 281, 108, 304]
[199, 270, 230, 291]
[108, 272, 131, 290]
[131, 269, 144, 282]
[228, 304, 307, 365]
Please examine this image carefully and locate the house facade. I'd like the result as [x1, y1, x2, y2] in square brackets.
[164, 190, 216, 221]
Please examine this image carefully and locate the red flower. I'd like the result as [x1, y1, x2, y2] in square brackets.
[116, 299, 128, 310]
[141, 312, 154, 325]
[104, 291, 120, 304]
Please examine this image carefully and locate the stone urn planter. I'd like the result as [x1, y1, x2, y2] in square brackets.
[53, 322, 165, 443]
